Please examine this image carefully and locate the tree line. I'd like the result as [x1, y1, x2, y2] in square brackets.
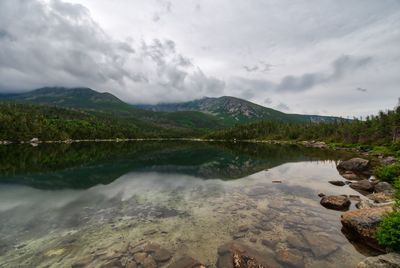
[206, 106, 400, 147]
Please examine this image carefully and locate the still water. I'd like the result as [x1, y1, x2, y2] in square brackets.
[0, 142, 372, 267]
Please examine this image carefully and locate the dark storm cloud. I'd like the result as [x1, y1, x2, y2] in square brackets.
[0, 0, 224, 101]
[0, 0, 140, 91]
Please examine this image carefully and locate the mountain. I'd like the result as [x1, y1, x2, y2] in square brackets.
[1, 88, 341, 135]
[3, 87, 134, 114]
[137, 96, 340, 124]
[0, 87, 227, 131]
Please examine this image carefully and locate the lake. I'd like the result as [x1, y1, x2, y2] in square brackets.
[0, 141, 375, 267]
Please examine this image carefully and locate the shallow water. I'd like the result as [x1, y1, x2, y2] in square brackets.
[0, 142, 373, 267]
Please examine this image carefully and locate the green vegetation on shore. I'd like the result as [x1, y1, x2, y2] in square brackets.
[206, 106, 400, 147]
[377, 179, 400, 251]
[375, 162, 400, 251]
[0, 102, 206, 141]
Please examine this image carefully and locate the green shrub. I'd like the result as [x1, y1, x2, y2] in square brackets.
[377, 211, 400, 251]
[394, 178, 400, 209]
[374, 163, 400, 183]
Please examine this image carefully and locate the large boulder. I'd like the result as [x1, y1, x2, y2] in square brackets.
[320, 195, 351, 211]
[350, 179, 374, 193]
[357, 252, 400, 268]
[337, 158, 371, 173]
[341, 205, 393, 251]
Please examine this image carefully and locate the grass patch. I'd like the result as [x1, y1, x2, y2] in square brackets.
[377, 211, 400, 251]
[377, 178, 400, 251]
[374, 163, 400, 183]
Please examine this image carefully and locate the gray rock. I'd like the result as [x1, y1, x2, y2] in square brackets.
[374, 182, 395, 194]
[357, 253, 400, 268]
[382, 156, 397, 164]
[337, 158, 371, 172]
[350, 179, 374, 192]
[329, 180, 346, 186]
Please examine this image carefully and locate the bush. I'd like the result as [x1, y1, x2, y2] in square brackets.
[374, 163, 400, 183]
[377, 211, 400, 251]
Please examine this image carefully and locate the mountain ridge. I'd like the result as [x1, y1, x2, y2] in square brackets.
[1, 87, 342, 129]
[136, 95, 340, 124]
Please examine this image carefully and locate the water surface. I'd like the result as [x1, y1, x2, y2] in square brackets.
[0, 142, 371, 267]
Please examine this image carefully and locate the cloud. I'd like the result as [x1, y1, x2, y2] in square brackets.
[242, 61, 274, 73]
[243, 65, 258, 72]
[231, 55, 372, 94]
[276, 55, 372, 92]
[153, 0, 172, 22]
[356, 87, 368, 93]
[264, 98, 272, 105]
[275, 102, 290, 111]
[0, 0, 224, 103]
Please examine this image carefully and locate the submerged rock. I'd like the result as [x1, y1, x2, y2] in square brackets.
[320, 195, 351, 211]
[152, 248, 172, 263]
[286, 234, 307, 250]
[216, 241, 280, 268]
[341, 205, 393, 251]
[275, 248, 304, 268]
[143, 255, 157, 268]
[72, 256, 93, 268]
[301, 231, 339, 258]
[168, 256, 205, 268]
[357, 252, 400, 268]
[337, 158, 371, 173]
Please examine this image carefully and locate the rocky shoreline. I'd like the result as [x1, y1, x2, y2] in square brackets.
[317, 157, 399, 267]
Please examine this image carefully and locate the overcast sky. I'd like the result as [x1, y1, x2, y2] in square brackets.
[0, 0, 399, 117]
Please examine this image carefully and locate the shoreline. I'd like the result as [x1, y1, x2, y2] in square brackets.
[0, 138, 391, 158]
